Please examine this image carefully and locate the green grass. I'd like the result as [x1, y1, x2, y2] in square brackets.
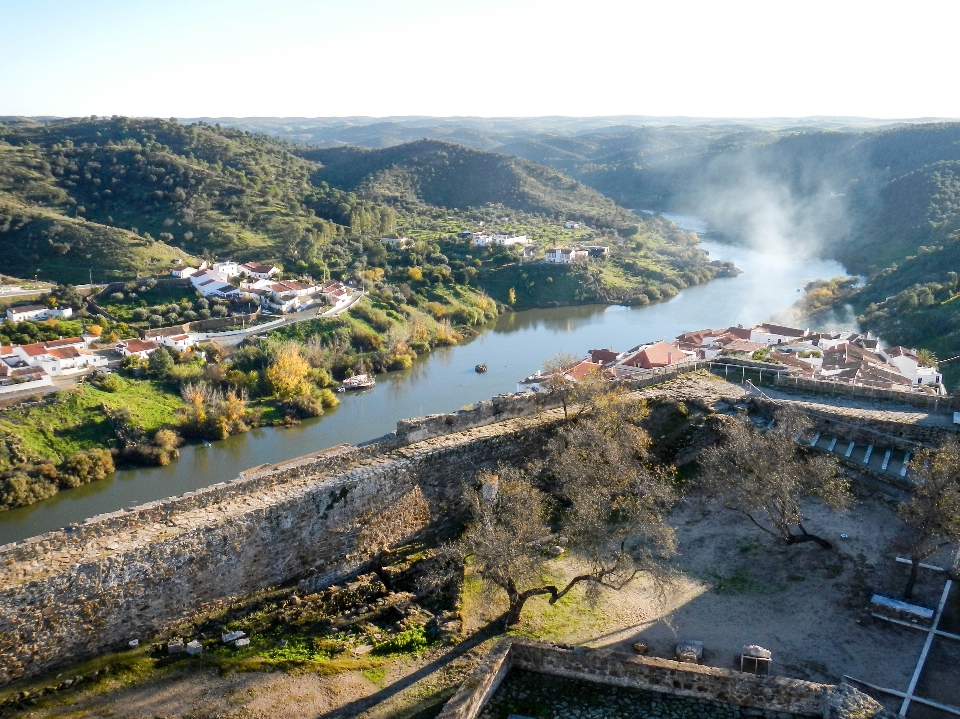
[0, 377, 184, 468]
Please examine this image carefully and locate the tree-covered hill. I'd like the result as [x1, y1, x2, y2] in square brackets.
[300, 140, 642, 230]
[0, 118, 729, 312]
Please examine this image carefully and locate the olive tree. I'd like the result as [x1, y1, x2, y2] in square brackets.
[899, 438, 960, 598]
[697, 408, 848, 549]
[458, 393, 677, 625]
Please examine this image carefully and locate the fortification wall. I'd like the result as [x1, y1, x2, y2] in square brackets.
[0, 411, 564, 686]
[438, 639, 892, 719]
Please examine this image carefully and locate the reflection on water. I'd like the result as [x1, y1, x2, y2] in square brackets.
[0, 238, 846, 544]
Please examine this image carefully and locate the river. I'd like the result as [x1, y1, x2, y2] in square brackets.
[0, 219, 846, 544]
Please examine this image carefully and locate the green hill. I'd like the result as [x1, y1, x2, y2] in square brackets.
[0, 118, 730, 311]
[301, 140, 642, 230]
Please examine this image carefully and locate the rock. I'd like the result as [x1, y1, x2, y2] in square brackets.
[352, 644, 373, 656]
[166, 639, 184, 655]
[821, 683, 888, 719]
[186, 640, 203, 655]
[127, 639, 139, 648]
[631, 641, 648, 654]
[674, 639, 703, 663]
[548, 545, 565, 557]
[222, 630, 246, 643]
[234, 637, 250, 647]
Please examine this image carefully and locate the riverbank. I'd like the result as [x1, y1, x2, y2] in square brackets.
[0, 238, 847, 544]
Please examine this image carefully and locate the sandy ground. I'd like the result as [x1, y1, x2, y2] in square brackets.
[15, 487, 959, 719]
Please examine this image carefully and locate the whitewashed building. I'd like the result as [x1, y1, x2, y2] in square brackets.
[545, 247, 589, 264]
[5, 305, 73, 322]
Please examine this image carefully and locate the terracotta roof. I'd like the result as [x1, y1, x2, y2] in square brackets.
[565, 360, 604, 381]
[721, 326, 752, 340]
[119, 339, 159, 353]
[622, 341, 684, 369]
[242, 262, 276, 274]
[588, 349, 619, 365]
[48, 347, 82, 359]
[44, 337, 84, 348]
[168, 334, 189, 341]
[755, 323, 808, 338]
[883, 345, 916, 359]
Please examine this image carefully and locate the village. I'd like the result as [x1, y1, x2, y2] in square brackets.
[519, 321, 946, 396]
[0, 258, 358, 394]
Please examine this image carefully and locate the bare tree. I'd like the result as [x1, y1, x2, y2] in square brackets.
[459, 393, 677, 625]
[899, 438, 960, 598]
[538, 353, 580, 418]
[697, 408, 848, 549]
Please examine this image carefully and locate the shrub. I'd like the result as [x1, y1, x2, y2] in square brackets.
[59, 449, 115, 488]
[211, 305, 228, 318]
[317, 388, 339, 408]
[283, 394, 323, 419]
[92, 372, 124, 392]
[109, 292, 125, 302]
[0, 472, 58, 510]
[373, 625, 428, 655]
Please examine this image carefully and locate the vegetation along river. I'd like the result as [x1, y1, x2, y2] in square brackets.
[0, 218, 845, 544]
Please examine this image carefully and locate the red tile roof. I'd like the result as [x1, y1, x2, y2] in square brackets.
[120, 339, 159, 353]
[722, 339, 766, 354]
[622, 341, 684, 369]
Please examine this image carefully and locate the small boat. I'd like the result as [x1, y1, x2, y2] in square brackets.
[475, 364, 488, 373]
[202, 441, 212, 448]
[338, 373, 376, 392]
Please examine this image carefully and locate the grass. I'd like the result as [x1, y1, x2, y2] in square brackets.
[0, 377, 183, 468]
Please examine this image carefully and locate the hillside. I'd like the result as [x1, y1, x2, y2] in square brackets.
[300, 140, 642, 230]
[0, 118, 731, 312]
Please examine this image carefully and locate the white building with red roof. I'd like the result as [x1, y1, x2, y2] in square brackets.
[116, 338, 161, 359]
[1, 337, 106, 377]
[240, 262, 280, 280]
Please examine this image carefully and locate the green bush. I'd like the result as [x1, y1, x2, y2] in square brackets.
[373, 625, 428, 655]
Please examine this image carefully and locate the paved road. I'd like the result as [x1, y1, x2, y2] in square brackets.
[212, 292, 365, 346]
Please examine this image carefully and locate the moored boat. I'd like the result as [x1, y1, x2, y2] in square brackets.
[338, 373, 376, 392]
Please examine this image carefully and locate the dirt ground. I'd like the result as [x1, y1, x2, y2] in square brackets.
[13, 487, 959, 719]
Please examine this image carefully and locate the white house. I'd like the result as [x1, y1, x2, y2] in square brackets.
[319, 281, 352, 307]
[748, 323, 811, 346]
[157, 334, 196, 352]
[880, 346, 943, 386]
[565, 221, 581, 229]
[212, 261, 241, 278]
[493, 234, 529, 246]
[5, 305, 73, 322]
[381, 237, 413, 249]
[471, 233, 495, 247]
[116, 338, 160, 359]
[170, 265, 197, 279]
[2, 337, 106, 377]
[191, 270, 241, 298]
[545, 247, 589, 264]
[239, 262, 280, 280]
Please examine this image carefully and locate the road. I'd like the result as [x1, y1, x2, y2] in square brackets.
[212, 291, 365, 346]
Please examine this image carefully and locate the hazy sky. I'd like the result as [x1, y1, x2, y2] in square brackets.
[3, 0, 958, 119]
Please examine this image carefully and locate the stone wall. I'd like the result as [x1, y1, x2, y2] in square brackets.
[0, 411, 564, 686]
[438, 639, 894, 719]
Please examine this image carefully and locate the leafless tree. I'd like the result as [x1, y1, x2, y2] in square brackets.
[697, 408, 848, 549]
[899, 438, 960, 598]
[458, 393, 678, 625]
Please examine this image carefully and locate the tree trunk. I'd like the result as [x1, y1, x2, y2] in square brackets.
[904, 559, 921, 600]
[504, 582, 557, 626]
[785, 531, 834, 550]
[787, 524, 835, 549]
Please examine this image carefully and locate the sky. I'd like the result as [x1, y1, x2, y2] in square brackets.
[2, 0, 959, 119]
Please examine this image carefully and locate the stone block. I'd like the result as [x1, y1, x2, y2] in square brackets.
[222, 631, 246, 643]
[166, 639, 184, 655]
[185, 640, 203, 655]
[234, 638, 250, 647]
